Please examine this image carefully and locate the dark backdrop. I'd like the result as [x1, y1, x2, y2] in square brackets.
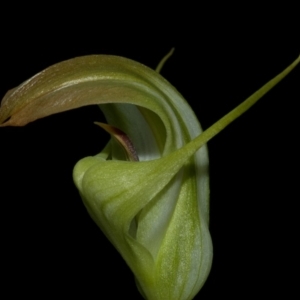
[1, 13, 299, 299]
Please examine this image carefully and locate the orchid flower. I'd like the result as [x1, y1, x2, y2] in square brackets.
[0, 52, 299, 300]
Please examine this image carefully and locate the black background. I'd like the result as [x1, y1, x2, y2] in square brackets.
[1, 10, 299, 299]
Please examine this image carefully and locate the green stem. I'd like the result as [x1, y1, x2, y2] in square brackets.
[172, 55, 300, 163]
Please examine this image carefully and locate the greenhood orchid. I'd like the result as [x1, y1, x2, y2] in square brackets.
[0, 52, 299, 300]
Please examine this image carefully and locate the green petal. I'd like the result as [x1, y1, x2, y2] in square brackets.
[73, 145, 211, 300]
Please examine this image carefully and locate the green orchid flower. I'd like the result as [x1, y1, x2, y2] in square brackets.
[0, 52, 299, 300]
